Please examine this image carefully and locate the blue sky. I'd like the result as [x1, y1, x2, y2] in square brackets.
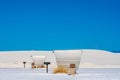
[0, 0, 120, 51]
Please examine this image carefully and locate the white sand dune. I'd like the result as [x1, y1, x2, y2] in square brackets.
[0, 49, 120, 68]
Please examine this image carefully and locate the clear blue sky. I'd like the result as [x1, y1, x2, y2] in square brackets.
[0, 0, 120, 51]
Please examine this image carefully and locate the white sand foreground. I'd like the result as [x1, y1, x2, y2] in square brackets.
[0, 68, 120, 80]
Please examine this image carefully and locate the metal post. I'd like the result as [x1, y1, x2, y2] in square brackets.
[46, 64, 48, 73]
[23, 62, 26, 68]
[44, 62, 50, 73]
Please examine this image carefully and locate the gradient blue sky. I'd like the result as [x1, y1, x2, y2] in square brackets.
[0, 0, 120, 51]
